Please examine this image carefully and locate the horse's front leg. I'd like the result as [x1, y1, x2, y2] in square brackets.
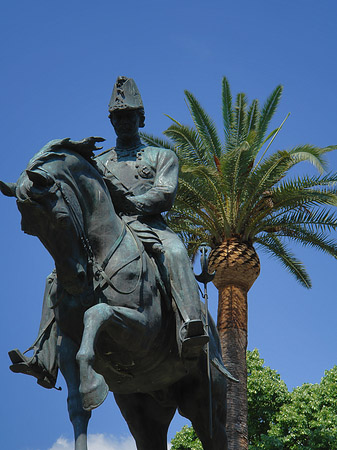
[58, 332, 91, 450]
[76, 304, 111, 411]
[76, 303, 148, 411]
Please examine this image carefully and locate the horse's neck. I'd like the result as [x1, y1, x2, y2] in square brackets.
[77, 172, 123, 264]
[41, 148, 123, 264]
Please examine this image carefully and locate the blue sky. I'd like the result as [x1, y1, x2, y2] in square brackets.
[1, 1, 337, 449]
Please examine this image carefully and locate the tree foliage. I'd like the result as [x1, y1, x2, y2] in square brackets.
[247, 349, 289, 445]
[141, 77, 337, 288]
[171, 425, 203, 450]
[171, 351, 337, 449]
[266, 366, 337, 449]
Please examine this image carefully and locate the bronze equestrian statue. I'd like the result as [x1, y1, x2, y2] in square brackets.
[1, 77, 231, 450]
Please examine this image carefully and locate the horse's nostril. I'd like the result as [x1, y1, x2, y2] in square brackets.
[76, 263, 86, 282]
[78, 270, 86, 283]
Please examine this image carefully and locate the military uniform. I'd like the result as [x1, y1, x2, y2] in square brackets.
[94, 143, 204, 328]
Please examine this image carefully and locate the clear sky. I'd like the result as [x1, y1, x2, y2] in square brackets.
[1, 1, 337, 449]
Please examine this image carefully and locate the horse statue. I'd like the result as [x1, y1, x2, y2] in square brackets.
[1, 139, 229, 450]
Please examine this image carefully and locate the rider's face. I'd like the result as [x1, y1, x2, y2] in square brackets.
[110, 110, 140, 140]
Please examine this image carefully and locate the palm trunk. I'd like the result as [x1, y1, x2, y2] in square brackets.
[218, 284, 248, 449]
[209, 239, 260, 450]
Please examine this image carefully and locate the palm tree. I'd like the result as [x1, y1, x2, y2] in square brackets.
[141, 77, 337, 450]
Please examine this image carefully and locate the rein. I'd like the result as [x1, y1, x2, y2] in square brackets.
[55, 180, 143, 297]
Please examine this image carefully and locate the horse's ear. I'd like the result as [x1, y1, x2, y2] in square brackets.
[26, 170, 53, 187]
[0, 180, 16, 197]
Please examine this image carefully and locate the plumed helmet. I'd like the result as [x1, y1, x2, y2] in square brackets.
[108, 76, 144, 113]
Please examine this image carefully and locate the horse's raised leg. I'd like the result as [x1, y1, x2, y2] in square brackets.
[177, 367, 228, 450]
[76, 304, 111, 411]
[76, 303, 147, 411]
[58, 332, 91, 450]
[114, 392, 176, 450]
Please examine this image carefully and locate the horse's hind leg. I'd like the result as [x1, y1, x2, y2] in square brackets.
[177, 369, 228, 450]
[114, 392, 176, 450]
[58, 333, 91, 450]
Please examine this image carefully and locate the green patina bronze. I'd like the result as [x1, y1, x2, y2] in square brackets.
[1, 77, 230, 450]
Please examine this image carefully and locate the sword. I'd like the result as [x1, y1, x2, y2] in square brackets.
[195, 244, 215, 439]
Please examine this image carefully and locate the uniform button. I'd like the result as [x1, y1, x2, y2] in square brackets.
[135, 175, 139, 179]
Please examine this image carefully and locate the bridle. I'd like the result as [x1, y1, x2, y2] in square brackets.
[28, 170, 143, 297]
[57, 178, 144, 296]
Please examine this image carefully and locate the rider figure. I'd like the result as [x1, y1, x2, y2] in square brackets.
[8, 76, 208, 389]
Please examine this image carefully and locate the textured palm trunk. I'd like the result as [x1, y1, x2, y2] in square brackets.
[209, 239, 260, 450]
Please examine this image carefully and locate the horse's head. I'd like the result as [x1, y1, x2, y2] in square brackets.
[1, 156, 91, 295]
[18, 168, 90, 295]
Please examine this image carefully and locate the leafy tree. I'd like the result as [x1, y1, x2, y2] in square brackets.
[267, 366, 337, 449]
[247, 349, 289, 445]
[171, 351, 337, 449]
[171, 425, 203, 450]
[141, 77, 337, 449]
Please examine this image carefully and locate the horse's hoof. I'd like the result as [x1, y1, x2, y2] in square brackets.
[80, 374, 109, 411]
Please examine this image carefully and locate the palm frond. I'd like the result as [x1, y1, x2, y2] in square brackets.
[257, 209, 337, 234]
[255, 234, 311, 288]
[276, 227, 337, 258]
[256, 85, 283, 148]
[278, 172, 337, 189]
[289, 145, 332, 173]
[146, 76, 337, 292]
[164, 124, 211, 167]
[222, 76, 233, 143]
[184, 90, 222, 158]
[228, 93, 248, 150]
[140, 132, 174, 150]
[176, 178, 223, 239]
[245, 189, 337, 239]
[180, 165, 231, 235]
[253, 112, 290, 168]
[246, 99, 260, 135]
[236, 150, 293, 227]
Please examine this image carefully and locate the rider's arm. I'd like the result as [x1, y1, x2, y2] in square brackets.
[126, 149, 179, 215]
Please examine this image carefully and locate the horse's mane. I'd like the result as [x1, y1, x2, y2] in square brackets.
[26, 139, 97, 170]
[19, 139, 108, 210]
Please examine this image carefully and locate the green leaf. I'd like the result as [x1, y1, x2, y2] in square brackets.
[184, 90, 222, 158]
[222, 76, 233, 143]
[256, 85, 283, 148]
[256, 234, 312, 288]
[139, 132, 174, 150]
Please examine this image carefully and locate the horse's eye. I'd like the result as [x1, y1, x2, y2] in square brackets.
[55, 213, 69, 224]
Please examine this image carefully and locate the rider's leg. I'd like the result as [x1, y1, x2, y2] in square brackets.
[8, 271, 58, 388]
[155, 227, 209, 358]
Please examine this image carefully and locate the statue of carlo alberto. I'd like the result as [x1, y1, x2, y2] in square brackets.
[8, 76, 209, 389]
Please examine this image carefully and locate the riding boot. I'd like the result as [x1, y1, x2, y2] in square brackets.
[158, 243, 209, 361]
[8, 271, 59, 389]
[170, 281, 209, 361]
[8, 348, 56, 389]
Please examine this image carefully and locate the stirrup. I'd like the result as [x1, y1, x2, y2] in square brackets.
[8, 348, 57, 390]
[179, 319, 207, 340]
[179, 320, 209, 359]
